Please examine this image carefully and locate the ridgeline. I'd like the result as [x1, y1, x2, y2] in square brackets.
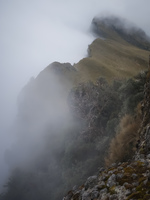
[1, 15, 150, 200]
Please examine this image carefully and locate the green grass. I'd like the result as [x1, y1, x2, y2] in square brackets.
[75, 38, 149, 83]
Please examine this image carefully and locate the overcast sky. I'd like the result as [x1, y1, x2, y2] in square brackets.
[0, 0, 150, 189]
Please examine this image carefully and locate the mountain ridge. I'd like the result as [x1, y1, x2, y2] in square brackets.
[91, 15, 150, 50]
[1, 15, 150, 200]
[75, 16, 150, 83]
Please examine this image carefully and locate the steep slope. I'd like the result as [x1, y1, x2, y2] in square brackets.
[75, 16, 150, 83]
[63, 69, 150, 200]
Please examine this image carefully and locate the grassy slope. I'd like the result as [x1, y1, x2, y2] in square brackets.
[75, 38, 149, 83]
[75, 17, 150, 83]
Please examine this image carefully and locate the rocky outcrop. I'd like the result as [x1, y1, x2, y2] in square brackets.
[63, 158, 150, 200]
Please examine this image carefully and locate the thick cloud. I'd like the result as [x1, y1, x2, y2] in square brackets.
[0, 0, 150, 190]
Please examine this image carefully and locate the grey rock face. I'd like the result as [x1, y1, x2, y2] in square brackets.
[131, 173, 138, 180]
[100, 188, 108, 194]
[85, 175, 98, 189]
[82, 191, 91, 200]
[91, 190, 99, 199]
[98, 181, 105, 189]
[147, 154, 150, 159]
[116, 173, 124, 180]
[107, 174, 116, 187]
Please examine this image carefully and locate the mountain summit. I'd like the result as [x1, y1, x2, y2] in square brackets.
[91, 15, 150, 51]
[75, 16, 150, 83]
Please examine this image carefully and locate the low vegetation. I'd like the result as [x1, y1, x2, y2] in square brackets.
[105, 113, 141, 166]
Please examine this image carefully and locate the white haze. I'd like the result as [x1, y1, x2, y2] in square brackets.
[0, 0, 150, 190]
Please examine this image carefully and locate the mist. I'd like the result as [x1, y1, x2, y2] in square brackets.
[4, 64, 73, 169]
[0, 0, 150, 193]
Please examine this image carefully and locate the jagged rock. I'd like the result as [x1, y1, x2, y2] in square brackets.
[111, 163, 117, 168]
[90, 190, 99, 199]
[81, 191, 91, 200]
[125, 189, 132, 196]
[100, 194, 110, 200]
[99, 173, 108, 182]
[116, 173, 124, 180]
[72, 185, 78, 191]
[118, 166, 123, 171]
[98, 181, 105, 189]
[114, 186, 128, 200]
[132, 187, 136, 192]
[147, 154, 150, 159]
[143, 179, 148, 185]
[106, 174, 116, 187]
[131, 173, 138, 179]
[99, 188, 108, 194]
[109, 194, 118, 200]
[64, 191, 73, 200]
[99, 167, 105, 173]
[84, 175, 98, 189]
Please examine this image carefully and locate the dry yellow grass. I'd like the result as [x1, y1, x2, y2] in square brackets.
[105, 112, 141, 166]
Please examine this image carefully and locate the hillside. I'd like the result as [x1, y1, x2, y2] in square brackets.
[63, 70, 150, 200]
[91, 16, 150, 50]
[75, 16, 150, 83]
[1, 15, 150, 200]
